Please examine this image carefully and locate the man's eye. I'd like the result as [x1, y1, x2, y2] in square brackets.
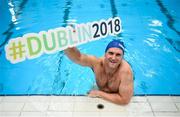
[108, 52, 113, 55]
[116, 54, 121, 57]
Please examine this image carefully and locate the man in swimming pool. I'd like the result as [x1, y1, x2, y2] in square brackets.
[64, 39, 133, 105]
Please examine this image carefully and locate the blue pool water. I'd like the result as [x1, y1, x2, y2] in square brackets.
[0, 0, 180, 95]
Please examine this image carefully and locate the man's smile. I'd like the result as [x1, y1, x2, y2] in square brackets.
[109, 59, 118, 64]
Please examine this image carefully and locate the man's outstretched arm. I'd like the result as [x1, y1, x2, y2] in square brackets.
[64, 47, 97, 67]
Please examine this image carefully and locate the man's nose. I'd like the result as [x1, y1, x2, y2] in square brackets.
[111, 55, 116, 59]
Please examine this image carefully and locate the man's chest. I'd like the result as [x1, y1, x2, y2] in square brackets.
[95, 72, 121, 93]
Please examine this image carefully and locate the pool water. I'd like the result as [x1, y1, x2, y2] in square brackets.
[0, 0, 180, 95]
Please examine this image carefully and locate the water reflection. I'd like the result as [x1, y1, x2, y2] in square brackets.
[156, 0, 180, 52]
[149, 19, 162, 27]
[0, 0, 28, 52]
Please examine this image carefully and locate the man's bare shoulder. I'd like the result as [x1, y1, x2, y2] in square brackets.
[119, 60, 133, 79]
[122, 60, 132, 71]
[87, 55, 102, 66]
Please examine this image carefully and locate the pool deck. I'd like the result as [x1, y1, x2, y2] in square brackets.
[0, 96, 180, 117]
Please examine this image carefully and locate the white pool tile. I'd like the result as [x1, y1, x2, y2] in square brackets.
[172, 96, 180, 103]
[23, 102, 49, 112]
[0, 102, 24, 111]
[0, 96, 3, 102]
[0, 96, 179, 117]
[150, 102, 178, 112]
[101, 112, 154, 117]
[0, 111, 20, 117]
[96, 98, 114, 104]
[20, 112, 46, 117]
[74, 101, 125, 112]
[98, 102, 126, 112]
[47, 112, 73, 117]
[74, 96, 113, 104]
[131, 96, 148, 102]
[2, 96, 29, 103]
[127, 115, 155, 117]
[125, 102, 152, 112]
[128, 111, 154, 117]
[147, 96, 173, 103]
[50, 96, 75, 103]
[73, 112, 100, 117]
[100, 112, 128, 117]
[74, 96, 99, 103]
[175, 103, 180, 111]
[74, 102, 99, 112]
[155, 115, 179, 117]
[154, 112, 180, 116]
[49, 102, 74, 111]
[28, 96, 52, 102]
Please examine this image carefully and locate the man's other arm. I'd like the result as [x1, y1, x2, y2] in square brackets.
[89, 72, 133, 105]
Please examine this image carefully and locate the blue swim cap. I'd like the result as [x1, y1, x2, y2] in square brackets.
[105, 39, 125, 54]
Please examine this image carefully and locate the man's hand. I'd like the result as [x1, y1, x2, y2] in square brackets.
[88, 90, 102, 98]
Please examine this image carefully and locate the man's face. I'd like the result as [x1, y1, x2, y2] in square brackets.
[105, 47, 123, 69]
